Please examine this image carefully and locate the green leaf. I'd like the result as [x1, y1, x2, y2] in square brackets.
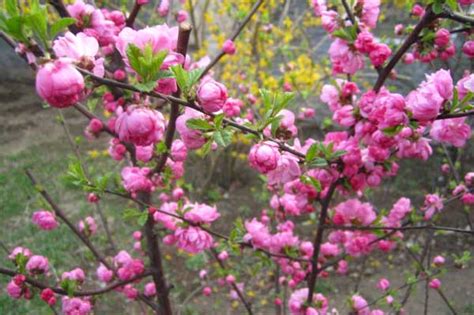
[214, 114, 225, 130]
[137, 211, 149, 226]
[308, 157, 328, 168]
[186, 118, 213, 131]
[200, 139, 212, 156]
[382, 125, 403, 137]
[50, 17, 75, 38]
[170, 64, 188, 92]
[187, 68, 204, 88]
[123, 208, 141, 221]
[300, 175, 322, 192]
[213, 129, 233, 147]
[331, 150, 347, 159]
[126, 44, 143, 76]
[155, 141, 168, 154]
[269, 115, 283, 137]
[135, 81, 157, 92]
[305, 143, 320, 162]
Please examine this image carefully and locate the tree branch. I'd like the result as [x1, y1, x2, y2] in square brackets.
[199, 0, 265, 79]
[0, 267, 152, 297]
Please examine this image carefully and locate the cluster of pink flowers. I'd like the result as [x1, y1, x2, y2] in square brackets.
[32, 210, 58, 230]
[288, 288, 328, 315]
[113, 250, 144, 281]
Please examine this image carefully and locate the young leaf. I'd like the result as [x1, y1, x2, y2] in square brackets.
[305, 143, 320, 162]
[308, 157, 328, 168]
[135, 81, 157, 92]
[170, 65, 188, 92]
[214, 129, 233, 147]
[50, 17, 76, 38]
[186, 118, 213, 131]
[214, 114, 225, 130]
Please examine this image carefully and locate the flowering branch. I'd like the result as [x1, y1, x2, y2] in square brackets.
[210, 249, 253, 314]
[305, 180, 339, 304]
[321, 224, 474, 235]
[373, 6, 438, 92]
[0, 267, 152, 297]
[154, 23, 192, 174]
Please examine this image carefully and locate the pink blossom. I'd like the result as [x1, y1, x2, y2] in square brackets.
[320, 242, 341, 258]
[369, 43, 391, 67]
[333, 199, 376, 226]
[429, 278, 441, 289]
[218, 251, 229, 261]
[244, 218, 271, 249]
[404, 52, 415, 64]
[67, 0, 94, 27]
[433, 255, 445, 267]
[321, 10, 338, 33]
[397, 137, 433, 161]
[267, 152, 301, 185]
[53, 32, 103, 77]
[114, 251, 144, 281]
[6, 281, 22, 299]
[351, 294, 370, 315]
[36, 59, 84, 108]
[26, 255, 49, 274]
[136, 144, 154, 162]
[62, 268, 86, 284]
[144, 282, 156, 297]
[289, 288, 328, 315]
[157, 0, 170, 16]
[456, 74, 474, 100]
[377, 278, 390, 291]
[96, 264, 113, 283]
[369, 92, 407, 129]
[116, 24, 178, 60]
[174, 226, 213, 253]
[355, 31, 375, 54]
[40, 288, 56, 306]
[78, 216, 97, 236]
[196, 79, 228, 112]
[172, 187, 184, 200]
[202, 286, 212, 296]
[32, 210, 58, 230]
[171, 139, 188, 161]
[386, 197, 411, 226]
[122, 284, 138, 300]
[121, 166, 155, 194]
[222, 39, 236, 55]
[264, 109, 298, 139]
[311, 0, 327, 16]
[394, 24, 404, 35]
[435, 28, 451, 47]
[333, 105, 356, 127]
[298, 107, 316, 119]
[183, 203, 220, 224]
[108, 138, 127, 160]
[337, 259, 349, 274]
[115, 105, 165, 146]
[465, 172, 474, 186]
[329, 39, 364, 75]
[176, 10, 189, 23]
[429, 69, 453, 100]
[155, 78, 178, 95]
[223, 98, 243, 117]
[462, 41, 474, 58]
[461, 193, 474, 205]
[176, 108, 207, 149]
[9, 247, 32, 261]
[113, 69, 126, 80]
[411, 4, 425, 16]
[422, 194, 444, 220]
[153, 202, 179, 230]
[199, 269, 207, 279]
[430, 118, 471, 148]
[249, 142, 281, 174]
[361, 0, 381, 28]
[61, 297, 92, 315]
